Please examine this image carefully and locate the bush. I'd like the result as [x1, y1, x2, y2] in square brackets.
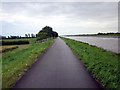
[2, 40, 29, 45]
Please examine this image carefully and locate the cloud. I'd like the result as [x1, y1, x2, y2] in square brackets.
[1, 0, 119, 2]
[1, 2, 118, 36]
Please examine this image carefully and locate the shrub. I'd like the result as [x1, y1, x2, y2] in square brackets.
[2, 40, 29, 45]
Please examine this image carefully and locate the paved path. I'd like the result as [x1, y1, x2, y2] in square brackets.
[13, 37, 102, 88]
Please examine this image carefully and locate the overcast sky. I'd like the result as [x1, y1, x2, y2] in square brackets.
[0, 2, 118, 36]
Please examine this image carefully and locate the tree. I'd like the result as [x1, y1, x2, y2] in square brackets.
[28, 34, 30, 38]
[25, 34, 28, 38]
[37, 26, 58, 40]
[31, 34, 35, 38]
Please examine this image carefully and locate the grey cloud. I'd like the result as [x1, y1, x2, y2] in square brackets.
[2, 2, 117, 21]
[1, 0, 119, 2]
[1, 2, 118, 35]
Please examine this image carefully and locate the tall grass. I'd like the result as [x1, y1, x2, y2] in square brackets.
[61, 37, 120, 89]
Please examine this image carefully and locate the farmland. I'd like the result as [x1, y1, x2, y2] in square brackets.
[0, 46, 18, 53]
[1, 38, 55, 88]
[61, 37, 120, 88]
[0, 38, 37, 53]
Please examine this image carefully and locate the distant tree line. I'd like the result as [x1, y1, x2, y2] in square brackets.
[65, 32, 120, 37]
[1, 26, 58, 40]
[0, 33, 36, 39]
[97, 32, 120, 35]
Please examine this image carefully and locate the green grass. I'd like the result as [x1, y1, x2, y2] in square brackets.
[2, 39, 55, 88]
[61, 37, 120, 89]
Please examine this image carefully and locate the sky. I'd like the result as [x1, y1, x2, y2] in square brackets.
[0, 1, 119, 36]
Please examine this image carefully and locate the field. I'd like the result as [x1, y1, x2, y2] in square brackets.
[1, 38, 36, 42]
[61, 37, 120, 88]
[1, 38, 55, 88]
[0, 38, 37, 52]
[0, 46, 18, 53]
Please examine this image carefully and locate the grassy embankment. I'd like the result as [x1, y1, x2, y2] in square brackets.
[1, 38, 55, 88]
[61, 37, 120, 88]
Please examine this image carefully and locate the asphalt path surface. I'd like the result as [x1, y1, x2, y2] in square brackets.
[13, 37, 103, 88]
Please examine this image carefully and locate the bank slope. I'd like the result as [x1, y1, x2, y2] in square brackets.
[61, 37, 120, 88]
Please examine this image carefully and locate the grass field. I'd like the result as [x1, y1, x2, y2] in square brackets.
[2, 39, 55, 88]
[61, 37, 120, 88]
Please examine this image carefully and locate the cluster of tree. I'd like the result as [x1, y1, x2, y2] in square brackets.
[37, 26, 58, 40]
[25, 34, 36, 38]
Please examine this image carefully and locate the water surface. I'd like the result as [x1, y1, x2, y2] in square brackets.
[65, 36, 119, 54]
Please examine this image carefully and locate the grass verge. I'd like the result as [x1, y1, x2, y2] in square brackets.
[2, 39, 55, 88]
[61, 37, 120, 88]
